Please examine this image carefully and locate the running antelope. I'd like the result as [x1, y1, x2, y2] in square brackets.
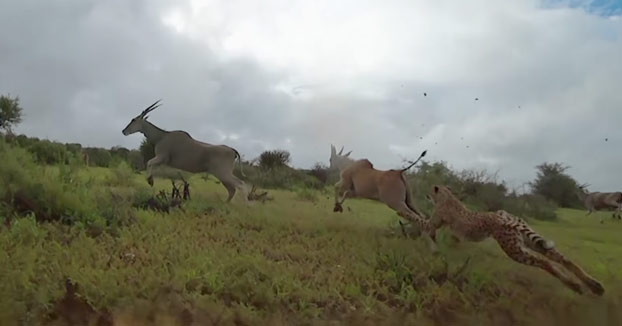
[577, 184, 622, 222]
[121, 100, 248, 203]
[329, 145, 434, 247]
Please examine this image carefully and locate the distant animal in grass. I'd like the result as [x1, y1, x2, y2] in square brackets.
[576, 184, 622, 222]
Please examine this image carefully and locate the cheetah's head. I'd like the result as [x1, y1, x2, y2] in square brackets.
[428, 185, 455, 205]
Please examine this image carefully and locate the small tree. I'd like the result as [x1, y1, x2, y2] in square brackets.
[309, 162, 330, 184]
[258, 149, 291, 170]
[529, 162, 581, 208]
[0, 95, 23, 135]
[82, 147, 112, 167]
[65, 143, 82, 155]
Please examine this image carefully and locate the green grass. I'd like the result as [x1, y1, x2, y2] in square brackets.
[1, 167, 622, 325]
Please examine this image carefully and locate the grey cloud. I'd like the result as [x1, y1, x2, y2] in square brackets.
[1, 0, 621, 192]
[0, 0, 294, 156]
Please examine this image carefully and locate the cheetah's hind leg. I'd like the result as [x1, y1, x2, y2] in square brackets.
[495, 235, 584, 295]
[533, 247, 604, 296]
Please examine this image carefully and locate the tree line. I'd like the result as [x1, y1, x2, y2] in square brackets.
[1, 93, 587, 217]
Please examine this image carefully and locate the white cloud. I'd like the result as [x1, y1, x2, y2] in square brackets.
[1, 0, 621, 191]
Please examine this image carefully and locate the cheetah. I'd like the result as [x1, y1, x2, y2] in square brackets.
[425, 185, 604, 296]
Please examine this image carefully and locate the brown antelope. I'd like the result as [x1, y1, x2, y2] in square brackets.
[330, 146, 435, 248]
[122, 100, 249, 203]
[577, 184, 622, 222]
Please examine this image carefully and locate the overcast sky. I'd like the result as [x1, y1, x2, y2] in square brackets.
[1, 0, 621, 191]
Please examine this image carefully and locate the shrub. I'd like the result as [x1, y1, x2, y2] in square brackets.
[529, 162, 582, 208]
[308, 162, 330, 184]
[504, 194, 558, 221]
[82, 147, 112, 167]
[127, 150, 145, 171]
[239, 164, 324, 190]
[7, 134, 30, 147]
[106, 161, 137, 187]
[28, 139, 70, 165]
[0, 139, 143, 228]
[258, 150, 291, 170]
[0, 141, 89, 223]
[406, 161, 557, 221]
[109, 146, 131, 167]
[65, 143, 82, 155]
[110, 146, 130, 160]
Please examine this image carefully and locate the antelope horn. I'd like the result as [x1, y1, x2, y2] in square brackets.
[140, 99, 162, 117]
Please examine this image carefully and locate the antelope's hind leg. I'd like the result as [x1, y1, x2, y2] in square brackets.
[213, 168, 248, 204]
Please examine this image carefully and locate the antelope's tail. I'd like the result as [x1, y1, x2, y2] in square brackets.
[401, 150, 428, 172]
[231, 147, 246, 177]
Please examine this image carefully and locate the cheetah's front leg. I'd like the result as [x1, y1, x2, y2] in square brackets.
[396, 209, 439, 253]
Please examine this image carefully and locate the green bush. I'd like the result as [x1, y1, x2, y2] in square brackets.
[530, 162, 582, 208]
[258, 149, 291, 170]
[82, 147, 112, 167]
[0, 139, 144, 228]
[231, 160, 324, 191]
[65, 143, 82, 155]
[308, 162, 330, 185]
[126, 150, 145, 171]
[503, 194, 558, 221]
[243, 166, 324, 190]
[28, 139, 70, 165]
[406, 161, 557, 220]
[406, 161, 463, 213]
[7, 134, 31, 147]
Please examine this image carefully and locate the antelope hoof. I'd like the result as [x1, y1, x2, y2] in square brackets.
[147, 176, 154, 187]
[333, 203, 343, 213]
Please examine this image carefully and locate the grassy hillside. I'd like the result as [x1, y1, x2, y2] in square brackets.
[0, 146, 621, 325]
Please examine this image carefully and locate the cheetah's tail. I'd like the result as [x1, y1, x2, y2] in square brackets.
[497, 210, 555, 251]
[523, 229, 555, 250]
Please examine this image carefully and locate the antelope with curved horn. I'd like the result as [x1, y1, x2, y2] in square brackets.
[122, 100, 248, 203]
[576, 183, 622, 222]
[329, 145, 436, 248]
